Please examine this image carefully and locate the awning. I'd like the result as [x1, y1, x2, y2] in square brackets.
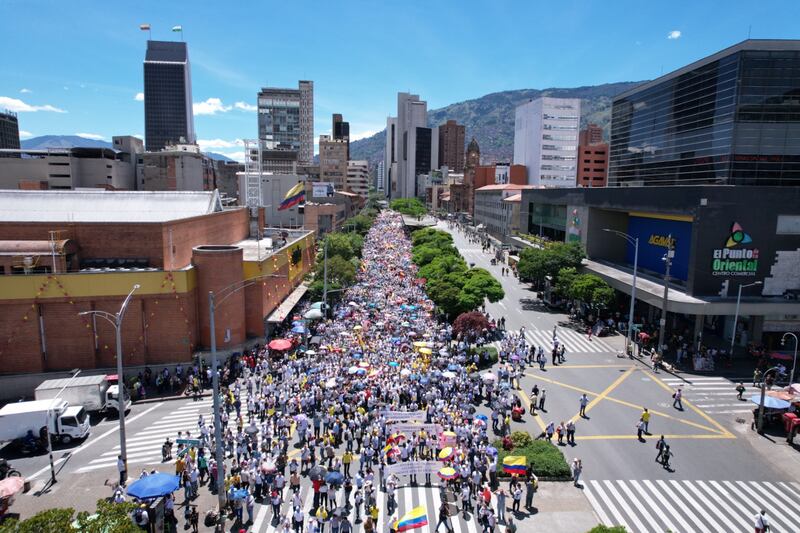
[266, 282, 309, 324]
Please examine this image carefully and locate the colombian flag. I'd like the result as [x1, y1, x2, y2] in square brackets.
[502, 455, 527, 476]
[279, 182, 305, 210]
[394, 506, 428, 532]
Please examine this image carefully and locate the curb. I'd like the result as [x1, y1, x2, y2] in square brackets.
[133, 391, 212, 405]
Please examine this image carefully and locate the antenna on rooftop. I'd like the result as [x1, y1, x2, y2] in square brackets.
[747, 25, 752, 39]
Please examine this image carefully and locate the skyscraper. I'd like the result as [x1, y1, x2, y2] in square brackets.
[143, 41, 195, 152]
[384, 92, 431, 198]
[437, 120, 465, 173]
[0, 111, 20, 153]
[257, 81, 314, 165]
[332, 113, 350, 159]
[513, 97, 580, 187]
[319, 134, 348, 191]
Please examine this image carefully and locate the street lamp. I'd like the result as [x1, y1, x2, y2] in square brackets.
[79, 284, 139, 483]
[44, 368, 80, 486]
[757, 365, 782, 434]
[782, 332, 799, 385]
[730, 281, 762, 358]
[603, 229, 639, 356]
[208, 273, 287, 529]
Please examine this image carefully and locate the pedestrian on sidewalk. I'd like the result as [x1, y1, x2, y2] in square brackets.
[672, 387, 683, 410]
[579, 394, 589, 417]
[117, 455, 127, 487]
[524, 476, 535, 509]
[436, 501, 454, 533]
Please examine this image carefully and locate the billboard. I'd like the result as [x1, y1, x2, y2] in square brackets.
[626, 214, 692, 282]
[312, 182, 335, 198]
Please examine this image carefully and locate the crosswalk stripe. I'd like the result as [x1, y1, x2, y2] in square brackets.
[707, 480, 759, 531]
[640, 479, 691, 532]
[745, 480, 800, 527]
[617, 479, 663, 532]
[602, 480, 649, 533]
[652, 479, 697, 532]
[582, 481, 617, 528]
[666, 480, 725, 533]
[681, 480, 740, 532]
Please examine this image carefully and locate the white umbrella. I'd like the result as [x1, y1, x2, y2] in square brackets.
[400, 368, 412, 377]
[325, 378, 338, 388]
[443, 371, 456, 379]
[348, 301, 359, 307]
[305, 350, 317, 356]
[482, 372, 497, 383]
[304, 309, 323, 320]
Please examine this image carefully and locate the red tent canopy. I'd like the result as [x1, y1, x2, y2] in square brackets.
[269, 339, 293, 351]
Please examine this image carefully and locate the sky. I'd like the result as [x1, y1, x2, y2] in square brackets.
[2, 0, 799, 161]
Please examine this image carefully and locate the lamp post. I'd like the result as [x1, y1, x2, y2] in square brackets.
[44, 368, 81, 486]
[782, 332, 799, 385]
[79, 284, 139, 483]
[757, 365, 782, 434]
[730, 281, 762, 358]
[657, 236, 674, 359]
[603, 229, 639, 356]
[208, 273, 288, 529]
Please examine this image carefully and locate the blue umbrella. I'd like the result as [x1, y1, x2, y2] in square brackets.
[486, 446, 498, 456]
[292, 326, 306, 334]
[126, 473, 180, 499]
[475, 414, 488, 422]
[420, 377, 430, 385]
[325, 471, 344, 485]
[388, 361, 399, 367]
[447, 364, 460, 371]
[749, 395, 790, 409]
[231, 488, 250, 500]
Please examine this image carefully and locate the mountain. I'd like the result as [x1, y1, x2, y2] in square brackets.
[21, 135, 113, 150]
[206, 152, 237, 163]
[350, 81, 646, 168]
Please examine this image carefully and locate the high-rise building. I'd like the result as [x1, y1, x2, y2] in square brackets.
[144, 41, 196, 152]
[318, 135, 348, 191]
[346, 160, 369, 197]
[609, 40, 800, 187]
[257, 81, 314, 165]
[0, 111, 20, 151]
[437, 120, 465, 173]
[577, 123, 608, 187]
[513, 97, 580, 187]
[384, 92, 431, 198]
[376, 160, 385, 193]
[332, 113, 350, 159]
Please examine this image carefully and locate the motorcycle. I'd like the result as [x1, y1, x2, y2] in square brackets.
[20, 437, 46, 455]
[0, 459, 21, 480]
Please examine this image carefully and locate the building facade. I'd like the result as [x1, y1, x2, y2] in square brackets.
[0, 111, 20, 151]
[319, 135, 348, 191]
[141, 143, 216, 192]
[346, 160, 369, 197]
[144, 41, 196, 152]
[384, 93, 430, 198]
[577, 124, 608, 187]
[257, 81, 314, 166]
[474, 184, 535, 243]
[376, 160, 385, 193]
[332, 113, 350, 159]
[437, 120, 465, 173]
[609, 40, 800, 187]
[513, 97, 581, 187]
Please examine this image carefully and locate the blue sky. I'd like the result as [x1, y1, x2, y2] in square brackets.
[2, 0, 799, 160]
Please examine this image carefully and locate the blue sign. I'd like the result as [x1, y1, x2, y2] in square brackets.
[626, 215, 692, 281]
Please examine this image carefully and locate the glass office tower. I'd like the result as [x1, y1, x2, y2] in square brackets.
[144, 41, 195, 152]
[609, 40, 800, 187]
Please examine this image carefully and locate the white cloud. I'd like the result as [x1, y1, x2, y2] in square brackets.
[197, 138, 243, 150]
[134, 134, 144, 140]
[350, 130, 378, 142]
[193, 97, 232, 115]
[19, 88, 31, 94]
[134, 92, 144, 101]
[234, 101, 257, 112]
[667, 30, 681, 40]
[75, 132, 107, 141]
[19, 130, 34, 139]
[0, 96, 66, 113]
[216, 151, 246, 162]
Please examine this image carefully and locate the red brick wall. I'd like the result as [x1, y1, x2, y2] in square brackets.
[163, 209, 249, 270]
[509, 165, 528, 185]
[141, 292, 197, 364]
[193, 246, 245, 349]
[0, 302, 44, 373]
[577, 143, 608, 187]
[42, 301, 96, 371]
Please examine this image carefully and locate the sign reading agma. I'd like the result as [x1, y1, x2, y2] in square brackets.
[711, 222, 759, 276]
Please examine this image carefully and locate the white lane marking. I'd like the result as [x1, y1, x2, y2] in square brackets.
[583, 481, 616, 528]
[603, 480, 647, 533]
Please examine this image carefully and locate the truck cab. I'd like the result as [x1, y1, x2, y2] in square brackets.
[56, 405, 90, 443]
[105, 384, 131, 413]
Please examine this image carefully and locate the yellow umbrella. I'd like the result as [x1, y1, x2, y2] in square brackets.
[353, 325, 363, 331]
[419, 347, 432, 355]
[412, 341, 427, 348]
[438, 447, 455, 461]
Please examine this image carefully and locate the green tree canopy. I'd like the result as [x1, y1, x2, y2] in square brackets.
[418, 254, 468, 280]
[390, 198, 427, 217]
[517, 242, 585, 285]
[346, 214, 374, 236]
[411, 228, 453, 248]
[412, 243, 460, 267]
[554, 267, 579, 297]
[318, 232, 356, 263]
[462, 268, 505, 303]
[0, 508, 74, 533]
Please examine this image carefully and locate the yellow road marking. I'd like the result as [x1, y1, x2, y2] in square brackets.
[523, 372, 722, 435]
[546, 364, 633, 369]
[570, 367, 634, 422]
[644, 371, 735, 438]
[517, 390, 547, 432]
[574, 433, 735, 441]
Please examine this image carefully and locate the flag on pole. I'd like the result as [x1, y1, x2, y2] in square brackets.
[394, 506, 428, 532]
[279, 182, 305, 211]
[172, 25, 182, 32]
[139, 24, 151, 31]
[502, 455, 527, 476]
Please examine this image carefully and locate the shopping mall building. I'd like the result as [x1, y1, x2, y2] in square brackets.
[519, 185, 800, 350]
[0, 190, 315, 376]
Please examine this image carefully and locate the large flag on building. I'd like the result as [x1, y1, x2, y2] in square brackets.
[394, 506, 428, 532]
[502, 455, 527, 476]
[279, 182, 305, 211]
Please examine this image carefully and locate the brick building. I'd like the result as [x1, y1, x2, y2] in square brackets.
[0, 190, 314, 374]
[577, 123, 608, 187]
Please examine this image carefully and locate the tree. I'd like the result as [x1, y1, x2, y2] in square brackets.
[461, 268, 505, 303]
[390, 198, 426, 217]
[554, 267, 579, 297]
[412, 243, 459, 267]
[75, 500, 140, 533]
[344, 232, 364, 258]
[418, 254, 467, 280]
[411, 228, 453, 248]
[569, 274, 614, 308]
[426, 278, 463, 319]
[517, 242, 585, 285]
[346, 214, 373, 236]
[317, 255, 356, 288]
[453, 311, 491, 343]
[591, 283, 616, 309]
[0, 508, 74, 532]
[318, 232, 356, 264]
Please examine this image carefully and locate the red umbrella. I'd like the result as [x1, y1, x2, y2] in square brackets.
[269, 339, 293, 351]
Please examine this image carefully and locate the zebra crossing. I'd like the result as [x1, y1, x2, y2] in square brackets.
[585, 478, 800, 533]
[253, 481, 491, 533]
[74, 397, 214, 474]
[524, 328, 616, 354]
[659, 376, 757, 415]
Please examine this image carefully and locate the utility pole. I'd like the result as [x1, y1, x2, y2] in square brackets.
[658, 235, 674, 358]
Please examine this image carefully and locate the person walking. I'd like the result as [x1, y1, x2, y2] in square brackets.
[754, 509, 771, 533]
[579, 394, 589, 417]
[736, 382, 746, 400]
[641, 408, 650, 434]
[435, 501, 454, 533]
[636, 419, 646, 442]
[566, 420, 576, 445]
[655, 435, 667, 463]
[672, 387, 683, 410]
[530, 388, 538, 416]
[660, 445, 674, 470]
[538, 389, 547, 412]
[571, 458, 582, 487]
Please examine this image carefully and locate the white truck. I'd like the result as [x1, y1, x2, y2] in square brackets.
[34, 375, 130, 413]
[0, 399, 90, 445]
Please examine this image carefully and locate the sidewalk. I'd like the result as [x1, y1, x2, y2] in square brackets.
[523, 482, 599, 532]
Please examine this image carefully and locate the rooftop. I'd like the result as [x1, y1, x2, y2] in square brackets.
[476, 184, 538, 191]
[0, 190, 224, 223]
[504, 193, 522, 203]
[145, 40, 188, 63]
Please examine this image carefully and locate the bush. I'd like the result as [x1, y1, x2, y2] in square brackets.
[494, 434, 571, 479]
